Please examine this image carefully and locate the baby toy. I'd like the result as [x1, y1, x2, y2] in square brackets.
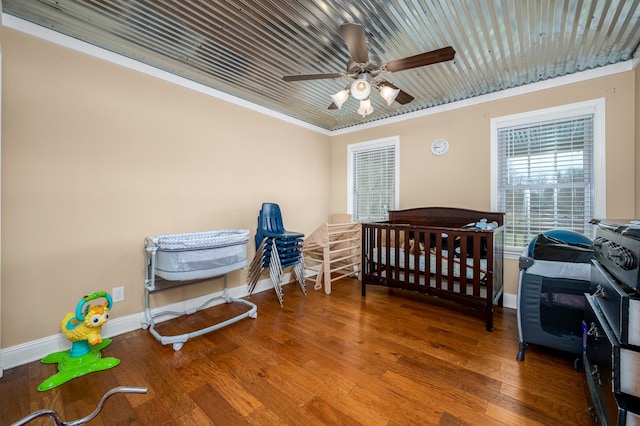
[37, 291, 120, 391]
[61, 300, 109, 347]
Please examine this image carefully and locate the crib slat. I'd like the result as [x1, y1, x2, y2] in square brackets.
[412, 231, 420, 286]
[457, 231, 467, 295]
[434, 232, 443, 288]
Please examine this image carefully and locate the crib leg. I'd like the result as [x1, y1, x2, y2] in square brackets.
[485, 307, 494, 331]
[485, 321, 494, 332]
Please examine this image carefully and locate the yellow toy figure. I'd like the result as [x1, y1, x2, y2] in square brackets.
[61, 301, 109, 346]
[38, 291, 120, 391]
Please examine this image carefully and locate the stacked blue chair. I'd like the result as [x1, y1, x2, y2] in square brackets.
[248, 203, 306, 305]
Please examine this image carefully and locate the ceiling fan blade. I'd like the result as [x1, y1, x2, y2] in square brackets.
[340, 23, 369, 63]
[378, 80, 415, 104]
[282, 72, 344, 82]
[384, 46, 456, 73]
[393, 88, 415, 105]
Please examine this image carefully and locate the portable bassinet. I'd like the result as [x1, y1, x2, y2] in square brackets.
[143, 229, 257, 350]
[150, 229, 250, 283]
[516, 230, 593, 367]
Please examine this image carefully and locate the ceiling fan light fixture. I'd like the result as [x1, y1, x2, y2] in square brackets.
[357, 98, 374, 117]
[283, 23, 457, 123]
[350, 77, 371, 100]
[331, 89, 350, 109]
[378, 85, 400, 106]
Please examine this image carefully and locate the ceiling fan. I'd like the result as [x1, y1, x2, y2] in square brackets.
[283, 22, 456, 116]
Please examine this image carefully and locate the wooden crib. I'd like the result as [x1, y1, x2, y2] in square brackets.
[361, 207, 505, 331]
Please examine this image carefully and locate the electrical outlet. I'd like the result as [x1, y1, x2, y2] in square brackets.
[112, 286, 125, 302]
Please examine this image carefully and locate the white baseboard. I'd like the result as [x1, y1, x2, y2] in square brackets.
[503, 292, 517, 310]
[0, 276, 279, 371]
[0, 278, 516, 372]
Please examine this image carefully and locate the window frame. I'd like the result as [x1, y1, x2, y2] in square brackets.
[490, 98, 606, 258]
[347, 136, 400, 222]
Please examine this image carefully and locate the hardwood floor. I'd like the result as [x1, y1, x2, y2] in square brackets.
[1, 278, 591, 425]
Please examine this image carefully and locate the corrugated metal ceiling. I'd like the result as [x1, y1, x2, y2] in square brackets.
[3, 0, 640, 131]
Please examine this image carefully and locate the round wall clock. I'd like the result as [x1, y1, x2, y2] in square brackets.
[431, 138, 449, 156]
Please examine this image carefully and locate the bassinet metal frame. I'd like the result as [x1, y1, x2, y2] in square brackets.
[142, 234, 257, 351]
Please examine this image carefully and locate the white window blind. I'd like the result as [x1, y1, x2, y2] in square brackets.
[348, 138, 398, 222]
[497, 114, 594, 248]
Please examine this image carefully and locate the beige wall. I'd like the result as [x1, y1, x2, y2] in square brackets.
[330, 71, 637, 295]
[1, 25, 638, 349]
[1, 28, 332, 347]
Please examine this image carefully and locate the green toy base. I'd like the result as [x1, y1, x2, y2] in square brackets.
[38, 338, 120, 392]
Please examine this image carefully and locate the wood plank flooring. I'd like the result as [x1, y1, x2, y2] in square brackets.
[1, 278, 591, 425]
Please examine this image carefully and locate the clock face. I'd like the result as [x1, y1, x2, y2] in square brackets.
[431, 138, 449, 156]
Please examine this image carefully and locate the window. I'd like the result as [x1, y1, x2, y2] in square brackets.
[348, 137, 399, 222]
[491, 99, 605, 256]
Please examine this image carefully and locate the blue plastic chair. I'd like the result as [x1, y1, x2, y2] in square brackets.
[258, 203, 304, 239]
[255, 203, 304, 266]
[248, 203, 307, 305]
